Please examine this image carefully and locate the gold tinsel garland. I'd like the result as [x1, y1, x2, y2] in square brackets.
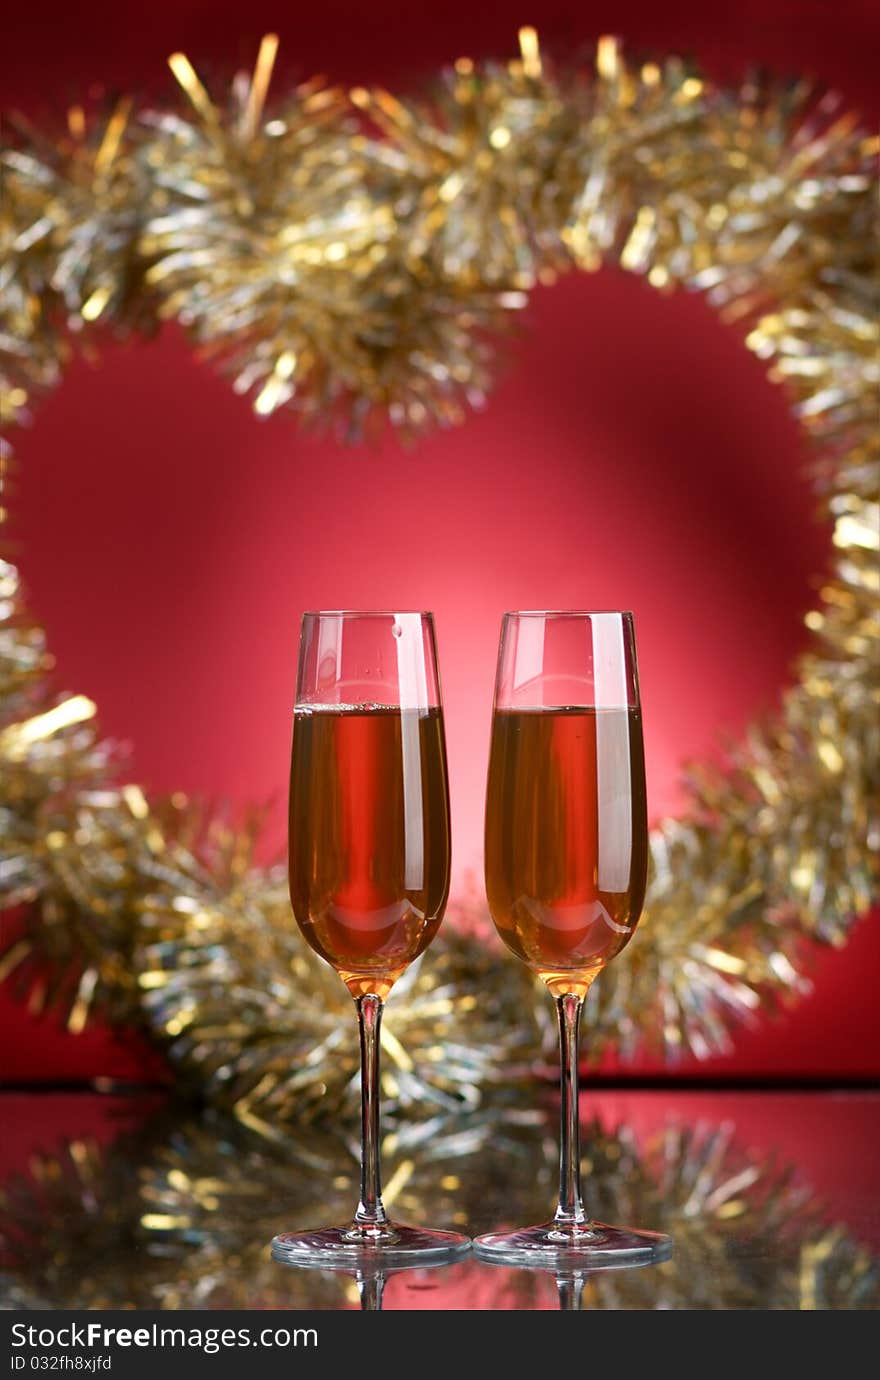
[0, 32, 878, 1118]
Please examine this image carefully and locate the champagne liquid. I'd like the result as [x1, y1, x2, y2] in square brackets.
[485, 707, 648, 997]
[289, 705, 450, 998]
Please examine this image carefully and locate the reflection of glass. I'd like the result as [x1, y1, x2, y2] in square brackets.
[357, 1269, 386, 1312]
[477, 612, 671, 1267]
[273, 1259, 453, 1312]
[1, 1101, 876, 1310]
[516, 1261, 669, 1311]
[555, 1271, 588, 1311]
[557, 1269, 593, 1302]
[273, 612, 469, 1266]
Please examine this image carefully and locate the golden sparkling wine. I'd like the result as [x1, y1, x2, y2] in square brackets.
[288, 705, 451, 999]
[485, 706, 648, 997]
[274, 612, 470, 1266]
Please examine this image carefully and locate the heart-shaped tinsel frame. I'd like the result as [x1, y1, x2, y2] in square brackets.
[0, 32, 877, 1126]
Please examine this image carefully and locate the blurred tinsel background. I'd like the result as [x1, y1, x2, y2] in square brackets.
[0, 30, 877, 1124]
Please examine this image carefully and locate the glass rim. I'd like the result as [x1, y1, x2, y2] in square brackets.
[301, 609, 435, 619]
[502, 609, 634, 618]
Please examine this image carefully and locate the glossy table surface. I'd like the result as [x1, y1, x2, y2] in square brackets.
[1, 1089, 877, 1310]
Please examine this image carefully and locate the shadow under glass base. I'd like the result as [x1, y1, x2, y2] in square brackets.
[473, 1220, 672, 1269]
[271, 1221, 471, 1268]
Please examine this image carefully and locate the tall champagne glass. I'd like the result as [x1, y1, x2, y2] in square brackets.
[272, 612, 470, 1265]
[475, 611, 671, 1266]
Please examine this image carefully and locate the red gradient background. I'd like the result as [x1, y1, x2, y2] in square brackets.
[2, 0, 878, 1084]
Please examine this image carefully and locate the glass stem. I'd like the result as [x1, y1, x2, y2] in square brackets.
[354, 993, 387, 1228]
[554, 992, 587, 1228]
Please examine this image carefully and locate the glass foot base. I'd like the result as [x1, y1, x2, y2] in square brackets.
[473, 1220, 672, 1270]
[272, 1221, 471, 1269]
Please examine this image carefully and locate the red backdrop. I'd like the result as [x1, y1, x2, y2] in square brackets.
[2, 0, 878, 1083]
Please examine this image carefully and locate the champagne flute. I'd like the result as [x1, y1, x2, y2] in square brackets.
[272, 611, 470, 1266]
[474, 611, 671, 1266]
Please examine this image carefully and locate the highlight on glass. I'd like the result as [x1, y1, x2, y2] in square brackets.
[272, 611, 470, 1266]
[475, 611, 672, 1266]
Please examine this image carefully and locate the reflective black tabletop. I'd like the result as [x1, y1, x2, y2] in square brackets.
[1, 1089, 877, 1310]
